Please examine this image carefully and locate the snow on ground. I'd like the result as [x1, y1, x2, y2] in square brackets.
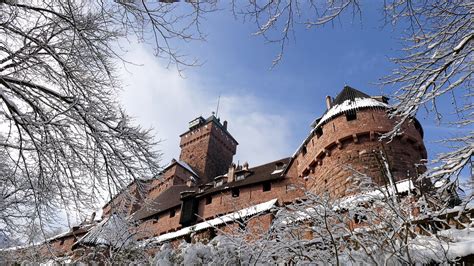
[410, 227, 474, 263]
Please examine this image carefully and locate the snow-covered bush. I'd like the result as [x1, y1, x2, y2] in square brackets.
[153, 236, 247, 265]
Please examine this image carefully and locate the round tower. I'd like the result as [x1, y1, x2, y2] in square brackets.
[293, 86, 427, 197]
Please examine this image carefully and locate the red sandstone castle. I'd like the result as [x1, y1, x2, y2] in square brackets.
[6, 86, 429, 258]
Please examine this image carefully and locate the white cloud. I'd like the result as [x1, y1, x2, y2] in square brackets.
[118, 44, 293, 168]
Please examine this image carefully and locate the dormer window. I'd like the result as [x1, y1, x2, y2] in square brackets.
[235, 173, 245, 181]
[215, 180, 224, 187]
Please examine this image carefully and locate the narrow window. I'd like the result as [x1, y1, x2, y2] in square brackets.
[316, 127, 323, 138]
[263, 182, 271, 192]
[170, 209, 176, 218]
[302, 145, 307, 155]
[205, 196, 212, 205]
[346, 112, 357, 121]
[232, 188, 240, 197]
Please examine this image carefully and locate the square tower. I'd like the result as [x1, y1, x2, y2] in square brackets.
[179, 115, 238, 184]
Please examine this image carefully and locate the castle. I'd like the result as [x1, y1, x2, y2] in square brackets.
[6, 86, 429, 258]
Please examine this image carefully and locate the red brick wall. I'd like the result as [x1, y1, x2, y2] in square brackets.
[246, 213, 274, 240]
[195, 178, 304, 222]
[48, 235, 79, 256]
[290, 109, 426, 198]
[136, 207, 182, 239]
[179, 121, 237, 183]
[102, 182, 144, 218]
[136, 177, 305, 239]
[147, 164, 195, 200]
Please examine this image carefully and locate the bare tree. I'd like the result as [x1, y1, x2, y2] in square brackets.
[232, 0, 361, 66]
[233, 0, 473, 207]
[0, 0, 470, 256]
[381, 2, 473, 207]
[0, 0, 216, 243]
[149, 170, 472, 265]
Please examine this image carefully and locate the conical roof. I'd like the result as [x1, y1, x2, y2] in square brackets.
[289, 86, 390, 167]
[316, 86, 388, 127]
[332, 86, 371, 105]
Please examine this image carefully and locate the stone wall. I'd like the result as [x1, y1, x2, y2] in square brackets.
[136, 206, 182, 240]
[179, 121, 237, 184]
[135, 176, 304, 239]
[291, 108, 426, 198]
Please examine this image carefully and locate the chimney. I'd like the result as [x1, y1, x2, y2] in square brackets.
[325, 96, 332, 110]
[186, 179, 193, 187]
[227, 163, 236, 182]
[243, 161, 249, 171]
[372, 95, 389, 104]
[223, 120, 228, 130]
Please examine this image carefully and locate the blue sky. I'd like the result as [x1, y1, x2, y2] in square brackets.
[118, 2, 469, 174]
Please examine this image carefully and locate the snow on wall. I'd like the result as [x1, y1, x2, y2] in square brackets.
[336, 179, 414, 210]
[290, 97, 388, 159]
[143, 199, 278, 245]
[317, 97, 388, 128]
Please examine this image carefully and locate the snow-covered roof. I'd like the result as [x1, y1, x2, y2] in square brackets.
[336, 179, 414, 210]
[143, 198, 278, 244]
[315, 97, 388, 128]
[177, 160, 199, 177]
[73, 214, 134, 249]
[271, 168, 284, 175]
[288, 86, 389, 160]
[277, 180, 415, 225]
[0, 223, 95, 251]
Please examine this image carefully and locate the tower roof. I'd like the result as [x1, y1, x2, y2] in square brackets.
[316, 86, 388, 127]
[289, 86, 389, 161]
[180, 114, 238, 145]
[332, 86, 371, 106]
